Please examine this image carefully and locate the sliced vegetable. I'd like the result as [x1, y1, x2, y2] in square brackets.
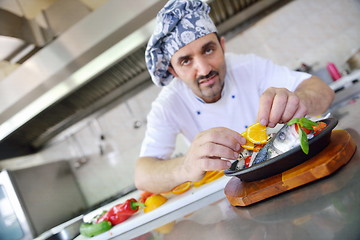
[97, 198, 145, 225]
[295, 123, 312, 134]
[244, 156, 251, 168]
[313, 122, 327, 135]
[80, 220, 112, 237]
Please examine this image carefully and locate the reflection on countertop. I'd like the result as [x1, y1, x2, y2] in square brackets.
[130, 100, 360, 240]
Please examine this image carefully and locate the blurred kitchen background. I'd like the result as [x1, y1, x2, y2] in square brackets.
[0, 0, 359, 238]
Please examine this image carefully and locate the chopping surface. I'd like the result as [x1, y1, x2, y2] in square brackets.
[76, 176, 230, 239]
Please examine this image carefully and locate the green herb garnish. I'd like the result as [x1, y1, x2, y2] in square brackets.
[287, 117, 319, 154]
[298, 126, 309, 154]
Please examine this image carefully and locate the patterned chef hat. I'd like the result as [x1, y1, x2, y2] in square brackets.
[145, 0, 217, 86]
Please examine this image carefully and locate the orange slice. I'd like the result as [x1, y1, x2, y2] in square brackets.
[240, 131, 255, 150]
[241, 141, 254, 150]
[203, 170, 224, 184]
[202, 170, 218, 180]
[193, 171, 224, 187]
[253, 145, 264, 152]
[160, 190, 173, 199]
[171, 181, 192, 194]
[193, 171, 217, 187]
[246, 122, 267, 144]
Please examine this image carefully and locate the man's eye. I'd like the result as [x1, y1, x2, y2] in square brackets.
[205, 48, 214, 54]
[181, 59, 191, 66]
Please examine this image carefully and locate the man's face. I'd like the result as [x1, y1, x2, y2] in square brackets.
[168, 33, 226, 103]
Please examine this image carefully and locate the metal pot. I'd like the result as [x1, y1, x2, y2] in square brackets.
[347, 49, 360, 71]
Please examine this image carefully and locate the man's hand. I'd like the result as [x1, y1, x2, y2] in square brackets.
[135, 127, 246, 193]
[256, 76, 334, 128]
[257, 87, 308, 128]
[181, 127, 246, 182]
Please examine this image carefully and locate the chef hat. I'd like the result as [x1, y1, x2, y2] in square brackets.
[145, 0, 217, 86]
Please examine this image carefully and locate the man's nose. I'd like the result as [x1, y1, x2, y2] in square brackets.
[195, 57, 212, 76]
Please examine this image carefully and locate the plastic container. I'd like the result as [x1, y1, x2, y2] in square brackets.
[326, 62, 342, 81]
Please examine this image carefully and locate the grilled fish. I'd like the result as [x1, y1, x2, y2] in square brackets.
[252, 123, 312, 165]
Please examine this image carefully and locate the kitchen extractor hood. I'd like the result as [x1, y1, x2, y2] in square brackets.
[0, 0, 291, 160]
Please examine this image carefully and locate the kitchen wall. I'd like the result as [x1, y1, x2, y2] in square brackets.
[225, 0, 360, 74]
[2, 0, 359, 207]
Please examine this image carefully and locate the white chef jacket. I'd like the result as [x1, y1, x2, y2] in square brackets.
[140, 53, 311, 159]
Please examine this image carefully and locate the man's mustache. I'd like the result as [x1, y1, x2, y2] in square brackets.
[196, 70, 219, 83]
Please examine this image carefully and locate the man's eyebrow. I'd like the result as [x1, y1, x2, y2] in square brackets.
[177, 55, 190, 65]
[202, 40, 217, 51]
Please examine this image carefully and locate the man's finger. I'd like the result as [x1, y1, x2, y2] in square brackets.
[199, 142, 239, 160]
[293, 101, 308, 119]
[198, 127, 246, 150]
[268, 92, 288, 127]
[200, 158, 231, 171]
[257, 89, 276, 126]
[280, 94, 300, 122]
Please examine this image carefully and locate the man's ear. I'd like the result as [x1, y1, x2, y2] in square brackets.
[220, 36, 225, 52]
[168, 65, 179, 78]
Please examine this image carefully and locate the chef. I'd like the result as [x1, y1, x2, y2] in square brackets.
[135, 0, 334, 193]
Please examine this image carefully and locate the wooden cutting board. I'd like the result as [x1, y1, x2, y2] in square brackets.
[224, 130, 357, 207]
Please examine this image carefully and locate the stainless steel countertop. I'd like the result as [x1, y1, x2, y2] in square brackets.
[120, 99, 360, 240]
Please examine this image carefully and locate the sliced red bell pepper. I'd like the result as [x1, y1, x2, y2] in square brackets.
[295, 123, 312, 134]
[244, 156, 251, 168]
[313, 122, 327, 136]
[97, 198, 145, 225]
